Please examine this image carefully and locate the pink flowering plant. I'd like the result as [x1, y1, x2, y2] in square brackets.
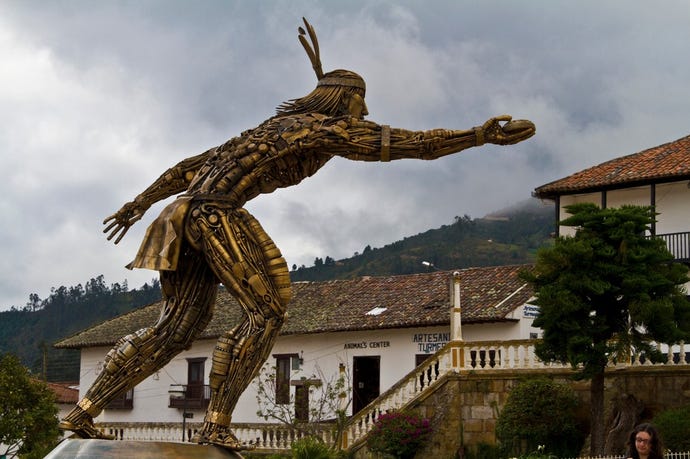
[366, 411, 433, 459]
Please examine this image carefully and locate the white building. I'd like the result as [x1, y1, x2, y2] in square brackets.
[534, 133, 690, 265]
[55, 265, 539, 428]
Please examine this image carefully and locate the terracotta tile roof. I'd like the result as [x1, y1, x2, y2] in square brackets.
[44, 381, 79, 404]
[54, 265, 532, 349]
[534, 134, 690, 199]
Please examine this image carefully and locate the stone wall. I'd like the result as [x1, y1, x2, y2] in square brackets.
[351, 366, 690, 458]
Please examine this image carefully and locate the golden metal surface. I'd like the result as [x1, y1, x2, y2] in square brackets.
[45, 439, 243, 459]
[61, 17, 535, 450]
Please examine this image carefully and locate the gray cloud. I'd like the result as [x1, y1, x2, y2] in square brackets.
[1, 0, 689, 309]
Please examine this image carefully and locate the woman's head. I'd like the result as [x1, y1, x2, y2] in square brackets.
[627, 423, 664, 458]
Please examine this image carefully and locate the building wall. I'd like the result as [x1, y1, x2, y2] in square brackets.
[558, 180, 690, 237]
[556, 180, 690, 292]
[506, 304, 542, 339]
[655, 181, 690, 234]
[83, 315, 539, 425]
[558, 193, 602, 237]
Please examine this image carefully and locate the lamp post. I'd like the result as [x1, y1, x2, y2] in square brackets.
[169, 384, 190, 442]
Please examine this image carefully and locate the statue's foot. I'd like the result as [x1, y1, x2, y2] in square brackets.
[192, 427, 255, 451]
[58, 419, 115, 440]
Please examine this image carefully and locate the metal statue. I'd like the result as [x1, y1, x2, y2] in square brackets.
[59, 18, 535, 449]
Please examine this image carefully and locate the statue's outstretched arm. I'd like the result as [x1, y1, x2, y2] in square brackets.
[410, 115, 535, 160]
[103, 149, 211, 244]
[333, 115, 534, 162]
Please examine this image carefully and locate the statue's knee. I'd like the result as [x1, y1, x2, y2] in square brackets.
[169, 307, 212, 351]
[104, 327, 156, 374]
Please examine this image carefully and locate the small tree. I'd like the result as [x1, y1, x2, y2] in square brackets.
[0, 353, 60, 459]
[496, 378, 582, 457]
[255, 362, 350, 450]
[521, 204, 690, 455]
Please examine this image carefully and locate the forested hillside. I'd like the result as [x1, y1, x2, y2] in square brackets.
[291, 200, 554, 281]
[0, 276, 161, 381]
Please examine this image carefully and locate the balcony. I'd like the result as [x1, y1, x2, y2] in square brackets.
[656, 231, 690, 263]
[168, 384, 211, 410]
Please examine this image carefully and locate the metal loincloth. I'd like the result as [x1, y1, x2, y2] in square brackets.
[126, 196, 193, 271]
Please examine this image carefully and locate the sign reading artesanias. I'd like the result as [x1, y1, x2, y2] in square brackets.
[413, 332, 450, 353]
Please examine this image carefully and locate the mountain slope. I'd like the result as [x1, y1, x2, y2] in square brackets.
[291, 199, 554, 281]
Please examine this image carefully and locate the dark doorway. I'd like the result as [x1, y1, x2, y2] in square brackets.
[352, 356, 380, 414]
[415, 354, 431, 367]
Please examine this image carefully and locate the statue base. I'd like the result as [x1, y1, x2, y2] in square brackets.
[45, 438, 244, 458]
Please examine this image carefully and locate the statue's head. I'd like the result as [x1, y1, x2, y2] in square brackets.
[276, 19, 368, 119]
[316, 69, 366, 93]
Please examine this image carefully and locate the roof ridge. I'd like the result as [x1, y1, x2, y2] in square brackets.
[55, 264, 534, 349]
[535, 133, 690, 198]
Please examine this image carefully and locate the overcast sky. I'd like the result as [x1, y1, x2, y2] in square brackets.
[1, 1, 689, 310]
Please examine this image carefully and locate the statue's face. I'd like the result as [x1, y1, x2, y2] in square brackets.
[347, 93, 368, 119]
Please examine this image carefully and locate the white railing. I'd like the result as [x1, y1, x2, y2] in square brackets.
[446, 339, 688, 371]
[564, 453, 690, 459]
[97, 339, 689, 451]
[100, 422, 333, 450]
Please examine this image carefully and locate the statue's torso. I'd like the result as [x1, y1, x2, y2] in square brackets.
[186, 113, 339, 206]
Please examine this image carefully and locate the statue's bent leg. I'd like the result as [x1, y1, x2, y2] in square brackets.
[60, 248, 218, 439]
[186, 204, 291, 449]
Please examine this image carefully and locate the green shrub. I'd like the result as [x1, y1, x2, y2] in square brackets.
[244, 453, 290, 459]
[464, 442, 502, 459]
[290, 436, 336, 459]
[366, 411, 432, 459]
[496, 378, 583, 458]
[655, 405, 690, 451]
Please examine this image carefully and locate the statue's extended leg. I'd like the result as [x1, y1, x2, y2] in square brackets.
[60, 248, 218, 439]
[187, 205, 291, 450]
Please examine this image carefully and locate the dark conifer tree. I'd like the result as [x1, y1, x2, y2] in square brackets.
[522, 203, 690, 455]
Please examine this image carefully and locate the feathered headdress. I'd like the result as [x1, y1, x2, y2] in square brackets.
[298, 18, 365, 91]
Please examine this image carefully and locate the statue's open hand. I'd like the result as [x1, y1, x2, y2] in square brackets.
[103, 200, 146, 244]
[483, 115, 535, 145]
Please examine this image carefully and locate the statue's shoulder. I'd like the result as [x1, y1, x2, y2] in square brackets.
[226, 115, 374, 149]
[270, 113, 351, 129]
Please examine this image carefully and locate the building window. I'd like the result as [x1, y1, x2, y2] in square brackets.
[291, 378, 322, 421]
[106, 388, 134, 410]
[274, 353, 298, 405]
[187, 357, 205, 399]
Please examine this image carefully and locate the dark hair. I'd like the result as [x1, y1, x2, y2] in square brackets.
[626, 423, 664, 459]
[276, 69, 365, 116]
